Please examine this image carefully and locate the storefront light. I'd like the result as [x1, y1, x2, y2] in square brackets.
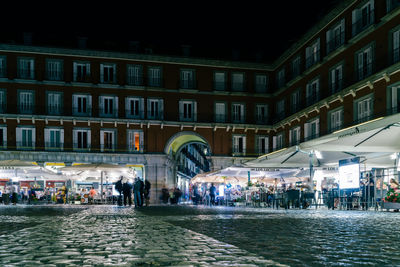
[391, 153, 397, 160]
[314, 150, 323, 159]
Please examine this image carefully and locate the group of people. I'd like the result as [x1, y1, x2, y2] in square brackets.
[115, 176, 151, 208]
[192, 183, 217, 206]
[161, 186, 183, 204]
[0, 184, 19, 205]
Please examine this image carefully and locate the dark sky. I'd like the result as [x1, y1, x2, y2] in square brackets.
[1, 0, 342, 63]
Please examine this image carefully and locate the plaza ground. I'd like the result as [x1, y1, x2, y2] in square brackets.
[0, 205, 399, 266]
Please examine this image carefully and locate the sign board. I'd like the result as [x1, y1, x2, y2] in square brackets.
[338, 157, 360, 189]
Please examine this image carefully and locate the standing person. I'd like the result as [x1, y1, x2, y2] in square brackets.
[192, 184, 199, 205]
[133, 178, 142, 207]
[161, 185, 169, 204]
[10, 184, 17, 205]
[122, 180, 132, 206]
[89, 187, 97, 205]
[209, 183, 216, 206]
[115, 176, 123, 206]
[139, 178, 145, 207]
[144, 179, 151, 207]
[0, 189, 2, 204]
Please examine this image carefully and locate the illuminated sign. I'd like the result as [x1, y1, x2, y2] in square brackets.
[338, 157, 360, 189]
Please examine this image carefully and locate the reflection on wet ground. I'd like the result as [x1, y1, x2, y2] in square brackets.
[0, 204, 399, 266]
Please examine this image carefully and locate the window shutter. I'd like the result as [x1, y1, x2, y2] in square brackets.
[179, 100, 183, 120]
[86, 63, 91, 75]
[255, 136, 260, 154]
[99, 97, 104, 116]
[394, 30, 400, 50]
[242, 137, 246, 153]
[100, 64, 104, 83]
[44, 128, 50, 149]
[304, 123, 309, 139]
[88, 95, 92, 115]
[87, 130, 91, 149]
[140, 98, 144, 118]
[147, 99, 151, 118]
[358, 52, 364, 75]
[326, 29, 332, 52]
[160, 99, 164, 120]
[139, 131, 144, 152]
[392, 87, 398, 109]
[340, 19, 345, 43]
[73, 130, 77, 149]
[289, 130, 292, 145]
[32, 128, 36, 149]
[60, 129, 64, 150]
[352, 9, 357, 35]
[316, 119, 320, 136]
[73, 62, 77, 81]
[16, 128, 21, 148]
[193, 101, 197, 121]
[273, 136, 277, 150]
[114, 96, 118, 117]
[100, 130, 104, 151]
[125, 97, 130, 117]
[306, 47, 311, 67]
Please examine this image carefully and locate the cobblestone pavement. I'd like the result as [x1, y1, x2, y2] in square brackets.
[0, 205, 286, 266]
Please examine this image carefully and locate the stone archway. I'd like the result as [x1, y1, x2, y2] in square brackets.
[164, 131, 212, 156]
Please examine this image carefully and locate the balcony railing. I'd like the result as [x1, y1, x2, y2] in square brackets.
[73, 72, 91, 83]
[179, 112, 196, 122]
[127, 75, 143, 86]
[232, 82, 245, 92]
[306, 93, 320, 107]
[352, 9, 374, 37]
[356, 62, 374, 81]
[180, 80, 196, 89]
[330, 78, 344, 94]
[214, 81, 226, 91]
[46, 70, 63, 81]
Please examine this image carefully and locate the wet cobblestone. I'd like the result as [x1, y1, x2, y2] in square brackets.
[0, 205, 284, 266]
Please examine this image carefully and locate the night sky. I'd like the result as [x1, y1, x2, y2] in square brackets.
[1, 0, 342, 63]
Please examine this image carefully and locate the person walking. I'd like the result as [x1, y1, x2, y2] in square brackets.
[133, 178, 142, 208]
[122, 180, 133, 206]
[115, 176, 123, 206]
[144, 179, 151, 207]
[209, 183, 216, 206]
[89, 187, 97, 205]
[161, 186, 169, 204]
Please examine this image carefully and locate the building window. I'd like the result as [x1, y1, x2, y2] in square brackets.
[125, 97, 144, 119]
[392, 28, 400, 64]
[46, 59, 63, 81]
[215, 102, 226, 123]
[352, 0, 374, 37]
[330, 64, 343, 94]
[179, 100, 197, 122]
[388, 85, 400, 114]
[232, 135, 246, 155]
[355, 96, 373, 123]
[275, 99, 285, 122]
[276, 68, 286, 89]
[291, 89, 301, 114]
[0, 56, 6, 78]
[16, 127, 35, 150]
[255, 74, 268, 93]
[306, 38, 320, 69]
[147, 98, 163, 120]
[72, 94, 92, 116]
[127, 64, 143, 86]
[327, 19, 345, 54]
[100, 129, 116, 152]
[289, 126, 301, 146]
[148, 67, 162, 87]
[304, 118, 320, 141]
[100, 63, 116, 84]
[0, 126, 7, 149]
[47, 92, 63, 115]
[232, 73, 245, 91]
[99, 96, 118, 118]
[18, 90, 34, 114]
[329, 108, 344, 132]
[256, 136, 269, 155]
[306, 78, 320, 106]
[291, 56, 301, 79]
[73, 129, 91, 150]
[127, 130, 144, 153]
[214, 72, 226, 91]
[180, 69, 196, 89]
[387, 0, 400, 13]
[232, 103, 245, 123]
[73, 62, 90, 82]
[18, 58, 35, 79]
[356, 44, 374, 81]
[0, 89, 6, 113]
[273, 133, 284, 151]
[255, 104, 268, 124]
[44, 128, 64, 150]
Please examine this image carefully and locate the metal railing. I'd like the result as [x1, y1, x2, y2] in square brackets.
[356, 62, 374, 82]
[127, 75, 143, 86]
[306, 93, 320, 107]
[214, 81, 226, 91]
[46, 70, 63, 81]
[330, 78, 344, 94]
[180, 80, 196, 89]
[232, 82, 245, 91]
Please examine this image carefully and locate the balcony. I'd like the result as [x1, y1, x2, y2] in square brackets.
[306, 93, 320, 107]
[327, 31, 345, 54]
[125, 109, 145, 119]
[352, 9, 374, 37]
[73, 72, 91, 83]
[127, 75, 143, 86]
[305, 50, 321, 69]
[214, 81, 226, 91]
[180, 80, 196, 90]
[179, 112, 196, 122]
